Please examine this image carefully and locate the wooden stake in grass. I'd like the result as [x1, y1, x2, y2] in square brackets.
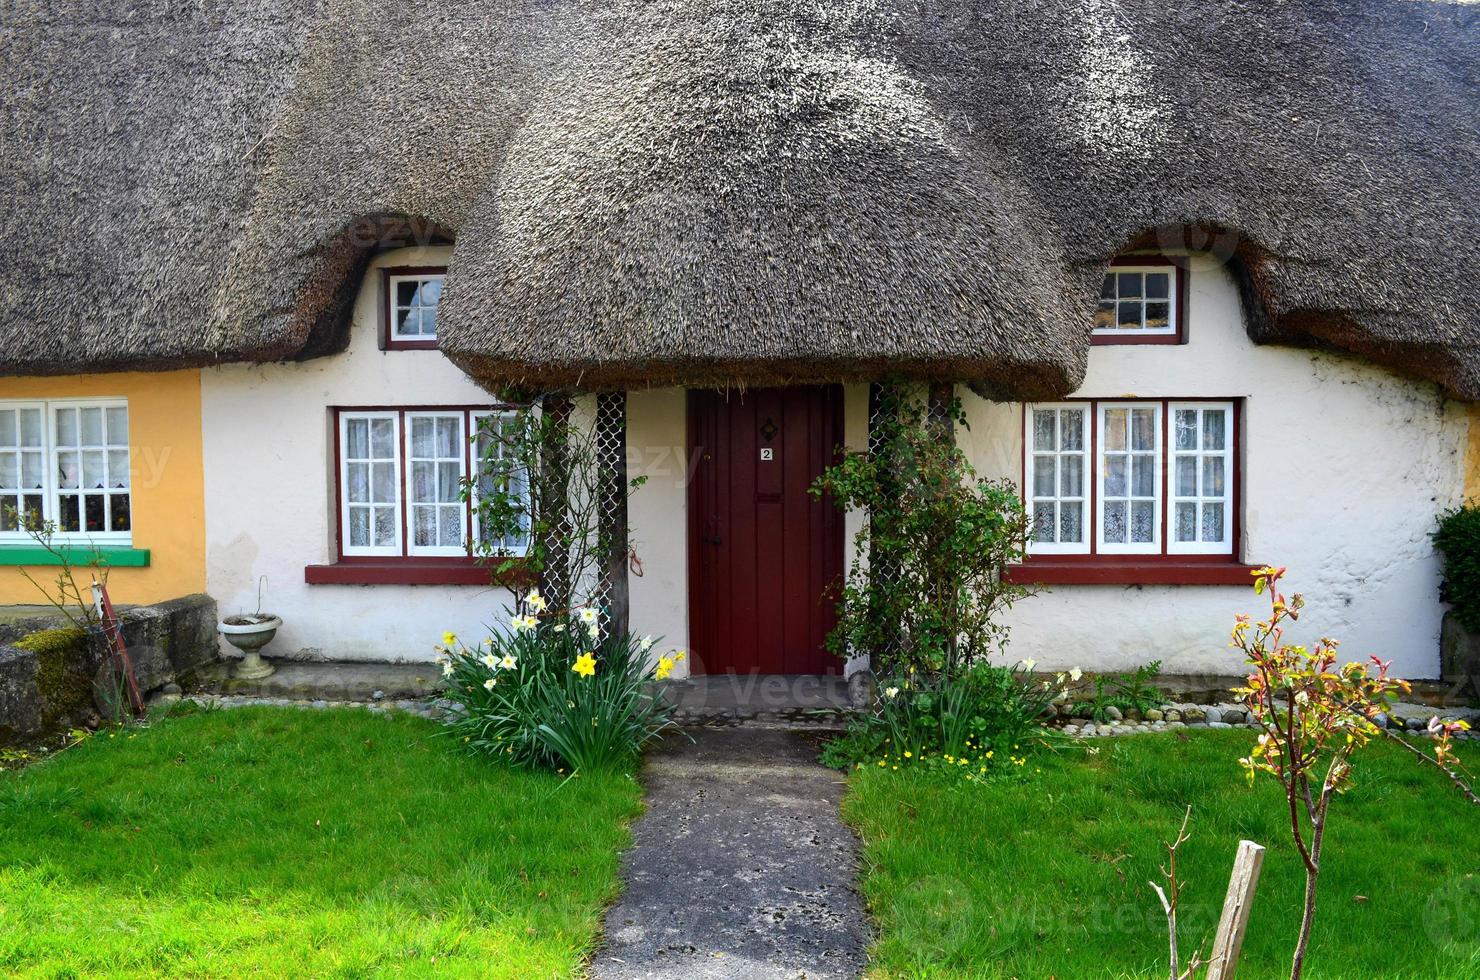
[1206, 840, 1265, 980]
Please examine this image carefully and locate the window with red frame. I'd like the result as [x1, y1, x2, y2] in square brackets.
[1023, 400, 1238, 560]
[380, 267, 445, 351]
[335, 407, 528, 561]
[1092, 259, 1188, 345]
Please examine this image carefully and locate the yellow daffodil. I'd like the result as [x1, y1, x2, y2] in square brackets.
[442, 631, 457, 646]
[655, 654, 677, 680]
[572, 652, 597, 677]
[673, 651, 685, 662]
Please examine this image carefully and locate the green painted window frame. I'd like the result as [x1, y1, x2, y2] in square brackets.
[0, 545, 150, 567]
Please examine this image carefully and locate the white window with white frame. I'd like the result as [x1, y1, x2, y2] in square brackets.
[471, 411, 532, 554]
[1168, 402, 1233, 554]
[0, 400, 131, 544]
[1094, 266, 1178, 336]
[1023, 399, 1237, 560]
[1025, 404, 1090, 553]
[388, 274, 444, 342]
[336, 408, 529, 560]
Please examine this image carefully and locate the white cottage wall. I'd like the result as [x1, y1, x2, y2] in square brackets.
[961, 253, 1468, 679]
[203, 246, 517, 661]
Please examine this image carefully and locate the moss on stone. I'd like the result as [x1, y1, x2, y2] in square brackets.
[16, 627, 92, 728]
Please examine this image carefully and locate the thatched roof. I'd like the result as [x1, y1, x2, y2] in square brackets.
[2, 0, 1477, 399]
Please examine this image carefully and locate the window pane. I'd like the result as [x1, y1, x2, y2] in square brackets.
[1145, 302, 1171, 330]
[1131, 500, 1155, 543]
[411, 417, 434, 458]
[57, 451, 78, 489]
[1132, 455, 1155, 497]
[1104, 410, 1126, 451]
[411, 460, 434, 502]
[1093, 302, 1116, 330]
[1176, 455, 1197, 496]
[373, 507, 397, 547]
[1105, 455, 1127, 497]
[1117, 272, 1142, 298]
[372, 462, 397, 504]
[396, 281, 420, 307]
[1060, 410, 1084, 450]
[1203, 410, 1226, 450]
[1033, 410, 1056, 452]
[413, 505, 437, 546]
[1131, 409, 1156, 451]
[1032, 502, 1056, 542]
[0, 495, 16, 531]
[110, 494, 131, 532]
[1061, 455, 1083, 497]
[1099, 274, 1115, 299]
[438, 506, 462, 546]
[106, 407, 128, 445]
[347, 462, 369, 503]
[84, 494, 104, 532]
[83, 451, 105, 488]
[396, 308, 422, 336]
[1145, 272, 1170, 299]
[0, 455, 15, 489]
[81, 408, 103, 445]
[438, 461, 461, 503]
[56, 408, 77, 446]
[1060, 503, 1083, 543]
[108, 450, 129, 488]
[21, 452, 41, 489]
[0, 410, 13, 447]
[1103, 501, 1127, 543]
[1117, 301, 1142, 329]
[349, 507, 370, 548]
[420, 278, 443, 305]
[1033, 456, 1056, 497]
[436, 417, 460, 458]
[346, 418, 368, 458]
[1203, 455, 1226, 497]
[1202, 502, 1225, 542]
[371, 418, 395, 458]
[421, 307, 439, 337]
[1174, 410, 1198, 451]
[59, 495, 79, 531]
[22, 494, 42, 528]
[1175, 502, 1197, 542]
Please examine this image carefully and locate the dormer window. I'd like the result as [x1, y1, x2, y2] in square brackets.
[381, 267, 446, 350]
[1091, 258, 1187, 345]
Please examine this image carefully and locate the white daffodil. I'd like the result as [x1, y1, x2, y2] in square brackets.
[552, 623, 566, 633]
[526, 590, 547, 612]
[500, 654, 518, 670]
[578, 607, 598, 624]
[639, 635, 655, 652]
[483, 677, 497, 691]
[481, 654, 498, 669]
[1069, 667, 1083, 682]
[1021, 658, 1037, 672]
[442, 662, 454, 678]
[884, 686, 900, 699]
[587, 624, 600, 639]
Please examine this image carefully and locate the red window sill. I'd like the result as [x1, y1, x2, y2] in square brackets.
[1005, 560, 1262, 586]
[304, 559, 529, 587]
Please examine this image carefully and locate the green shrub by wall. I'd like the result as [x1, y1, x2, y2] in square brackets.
[1435, 503, 1480, 632]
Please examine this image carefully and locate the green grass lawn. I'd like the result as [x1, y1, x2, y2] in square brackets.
[843, 730, 1480, 979]
[0, 707, 642, 978]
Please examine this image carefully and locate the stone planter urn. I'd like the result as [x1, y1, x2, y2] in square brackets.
[219, 614, 282, 680]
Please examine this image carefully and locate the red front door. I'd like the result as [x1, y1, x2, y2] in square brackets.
[687, 386, 845, 675]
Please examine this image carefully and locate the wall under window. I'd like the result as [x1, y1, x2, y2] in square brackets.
[0, 370, 206, 605]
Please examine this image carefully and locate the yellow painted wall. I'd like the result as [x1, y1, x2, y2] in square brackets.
[0, 370, 205, 605]
[1466, 404, 1480, 502]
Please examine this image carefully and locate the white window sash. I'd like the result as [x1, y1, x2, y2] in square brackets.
[469, 409, 530, 557]
[1024, 403, 1090, 556]
[1095, 401, 1163, 555]
[339, 411, 403, 557]
[403, 411, 469, 558]
[1093, 265, 1179, 336]
[1166, 401, 1234, 555]
[387, 274, 444, 341]
[0, 398, 131, 547]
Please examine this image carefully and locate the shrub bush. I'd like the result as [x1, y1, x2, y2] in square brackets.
[821, 661, 1070, 781]
[1435, 502, 1480, 632]
[438, 596, 682, 773]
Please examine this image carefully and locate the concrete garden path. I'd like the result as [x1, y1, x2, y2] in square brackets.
[591, 727, 871, 979]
